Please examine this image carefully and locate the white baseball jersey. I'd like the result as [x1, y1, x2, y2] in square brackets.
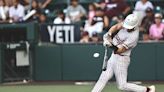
[112, 28, 139, 56]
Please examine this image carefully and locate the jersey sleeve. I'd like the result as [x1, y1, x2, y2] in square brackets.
[121, 34, 138, 49]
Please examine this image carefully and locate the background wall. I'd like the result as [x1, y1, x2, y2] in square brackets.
[0, 45, 3, 83]
[34, 43, 164, 81]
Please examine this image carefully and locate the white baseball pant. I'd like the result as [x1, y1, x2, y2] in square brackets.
[92, 53, 147, 92]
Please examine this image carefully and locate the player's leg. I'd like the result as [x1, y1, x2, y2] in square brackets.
[91, 59, 114, 92]
[114, 57, 147, 92]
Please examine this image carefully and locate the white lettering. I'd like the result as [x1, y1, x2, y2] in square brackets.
[46, 25, 75, 43]
[47, 26, 56, 42]
[63, 26, 70, 43]
[70, 26, 74, 43]
[56, 26, 63, 43]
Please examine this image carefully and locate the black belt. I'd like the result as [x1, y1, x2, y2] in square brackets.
[114, 53, 128, 56]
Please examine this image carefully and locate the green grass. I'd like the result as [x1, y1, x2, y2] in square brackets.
[0, 83, 163, 92]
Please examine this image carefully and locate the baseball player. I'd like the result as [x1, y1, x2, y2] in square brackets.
[91, 14, 155, 92]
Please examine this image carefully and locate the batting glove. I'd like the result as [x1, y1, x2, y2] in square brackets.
[103, 33, 113, 47]
[103, 40, 112, 47]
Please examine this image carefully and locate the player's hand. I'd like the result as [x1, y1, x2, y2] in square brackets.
[103, 40, 112, 47]
[103, 33, 112, 47]
[103, 33, 112, 41]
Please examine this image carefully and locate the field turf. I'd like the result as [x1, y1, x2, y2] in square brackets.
[0, 82, 163, 92]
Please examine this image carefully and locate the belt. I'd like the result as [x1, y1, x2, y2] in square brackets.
[114, 53, 128, 56]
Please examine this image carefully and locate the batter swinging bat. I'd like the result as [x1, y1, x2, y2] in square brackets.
[102, 46, 108, 71]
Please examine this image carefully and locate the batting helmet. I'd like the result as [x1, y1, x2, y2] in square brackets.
[123, 14, 139, 29]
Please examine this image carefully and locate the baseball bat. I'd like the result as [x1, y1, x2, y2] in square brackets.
[102, 46, 108, 71]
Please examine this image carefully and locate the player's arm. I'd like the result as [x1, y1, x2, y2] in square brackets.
[103, 23, 123, 47]
[106, 22, 123, 38]
[106, 43, 127, 54]
[111, 35, 138, 54]
[113, 46, 127, 54]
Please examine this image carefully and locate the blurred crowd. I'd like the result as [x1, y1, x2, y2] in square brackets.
[0, 0, 164, 42]
[0, 0, 51, 23]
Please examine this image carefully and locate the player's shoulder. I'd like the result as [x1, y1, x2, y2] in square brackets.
[128, 28, 139, 38]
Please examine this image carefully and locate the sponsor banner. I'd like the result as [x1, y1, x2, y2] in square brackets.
[40, 24, 80, 43]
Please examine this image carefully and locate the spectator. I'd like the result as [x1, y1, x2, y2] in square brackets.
[80, 31, 91, 43]
[29, 0, 41, 21]
[93, 0, 106, 9]
[21, 0, 30, 11]
[22, 0, 47, 22]
[149, 13, 164, 40]
[36, 0, 51, 9]
[88, 3, 96, 24]
[4, 0, 13, 7]
[134, 0, 154, 24]
[53, 10, 71, 24]
[39, 13, 47, 23]
[134, 0, 154, 12]
[96, 0, 130, 20]
[22, 0, 51, 11]
[21, 0, 46, 22]
[90, 32, 101, 43]
[66, 0, 86, 23]
[0, 0, 9, 21]
[9, 0, 25, 22]
[110, 14, 124, 26]
[22, 0, 38, 11]
[140, 7, 154, 40]
[84, 8, 109, 37]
